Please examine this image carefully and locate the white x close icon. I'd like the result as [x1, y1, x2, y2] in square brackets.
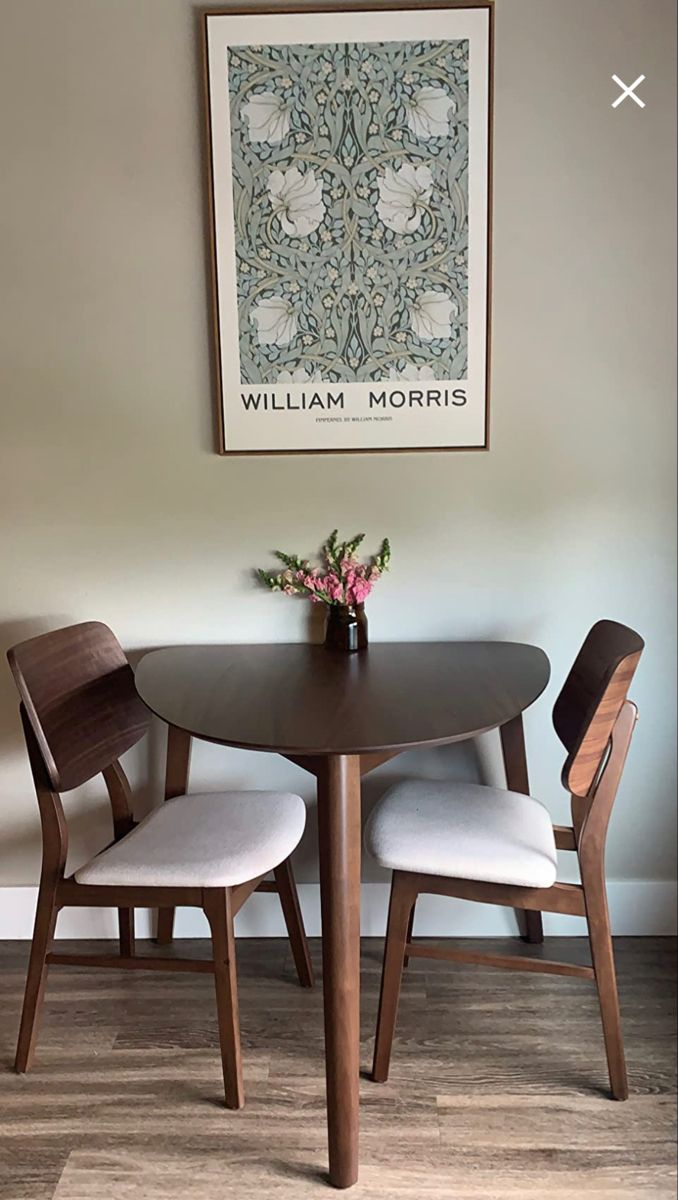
[611, 74, 646, 108]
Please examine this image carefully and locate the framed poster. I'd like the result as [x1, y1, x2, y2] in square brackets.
[204, 3, 493, 455]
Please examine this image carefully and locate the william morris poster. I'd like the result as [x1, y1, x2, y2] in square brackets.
[204, 4, 492, 454]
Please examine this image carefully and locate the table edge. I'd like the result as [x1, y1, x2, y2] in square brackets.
[133, 642, 551, 757]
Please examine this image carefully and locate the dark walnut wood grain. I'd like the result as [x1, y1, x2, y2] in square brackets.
[372, 621, 644, 1107]
[134, 642, 550, 755]
[8, 621, 150, 793]
[499, 714, 544, 945]
[7, 623, 312, 1117]
[156, 723, 193, 948]
[553, 619, 644, 796]
[134, 639, 550, 1190]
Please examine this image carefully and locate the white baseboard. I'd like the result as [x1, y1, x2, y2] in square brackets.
[0, 881, 675, 939]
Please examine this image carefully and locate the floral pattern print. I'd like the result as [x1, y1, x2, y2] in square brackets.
[405, 86, 456, 139]
[376, 164, 433, 234]
[250, 296, 297, 346]
[410, 290, 457, 340]
[387, 363, 437, 381]
[267, 168, 325, 237]
[241, 92, 291, 143]
[228, 39, 469, 383]
[277, 365, 323, 383]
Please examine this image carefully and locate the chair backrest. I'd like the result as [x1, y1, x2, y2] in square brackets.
[553, 619, 644, 798]
[7, 622, 150, 793]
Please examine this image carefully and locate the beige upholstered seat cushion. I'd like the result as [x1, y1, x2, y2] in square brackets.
[75, 791, 306, 888]
[365, 780, 558, 889]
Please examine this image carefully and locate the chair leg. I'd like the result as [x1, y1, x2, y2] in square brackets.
[403, 900, 417, 969]
[204, 888, 244, 1110]
[118, 908, 135, 957]
[273, 859, 314, 989]
[372, 873, 415, 1084]
[499, 715, 544, 946]
[15, 885, 59, 1073]
[155, 906, 175, 946]
[584, 875, 628, 1100]
[522, 910, 544, 945]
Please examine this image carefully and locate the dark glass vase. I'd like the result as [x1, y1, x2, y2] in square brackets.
[324, 603, 368, 653]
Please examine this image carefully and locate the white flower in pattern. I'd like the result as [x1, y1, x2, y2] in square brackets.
[387, 363, 437, 381]
[277, 366, 323, 383]
[406, 87, 455, 139]
[410, 291, 456, 341]
[376, 163, 433, 233]
[242, 92, 290, 144]
[251, 297, 297, 346]
[267, 168, 325, 237]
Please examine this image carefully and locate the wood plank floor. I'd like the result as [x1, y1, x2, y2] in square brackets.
[0, 937, 675, 1199]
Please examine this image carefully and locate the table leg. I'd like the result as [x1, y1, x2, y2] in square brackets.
[156, 724, 192, 946]
[500, 715, 544, 945]
[316, 754, 362, 1189]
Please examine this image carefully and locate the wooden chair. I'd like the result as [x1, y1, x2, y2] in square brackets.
[8, 621, 314, 1109]
[366, 620, 644, 1100]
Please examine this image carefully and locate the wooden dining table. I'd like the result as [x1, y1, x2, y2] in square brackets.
[134, 640, 550, 1189]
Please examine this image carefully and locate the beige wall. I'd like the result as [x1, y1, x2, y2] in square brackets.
[0, 1, 675, 917]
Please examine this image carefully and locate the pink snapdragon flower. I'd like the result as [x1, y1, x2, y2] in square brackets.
[257, 531, 390, 608]
[348, 577, 372, 605]
[320, 572, 344, 603]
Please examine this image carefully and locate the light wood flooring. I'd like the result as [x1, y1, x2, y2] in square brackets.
[1, 937, 676, 1199]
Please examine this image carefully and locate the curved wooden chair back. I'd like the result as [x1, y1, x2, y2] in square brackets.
[8, 624, 313, 1104]
[371, 620, 646, 1102]
[553, 619, 644, 799]
[7, 621, 150, 793]
[552, 620, 643, 857]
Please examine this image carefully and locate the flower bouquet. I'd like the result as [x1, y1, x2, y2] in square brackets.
[257, 530, 391, 652]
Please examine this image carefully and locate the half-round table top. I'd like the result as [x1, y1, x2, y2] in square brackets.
[134, 642, 550, 757]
